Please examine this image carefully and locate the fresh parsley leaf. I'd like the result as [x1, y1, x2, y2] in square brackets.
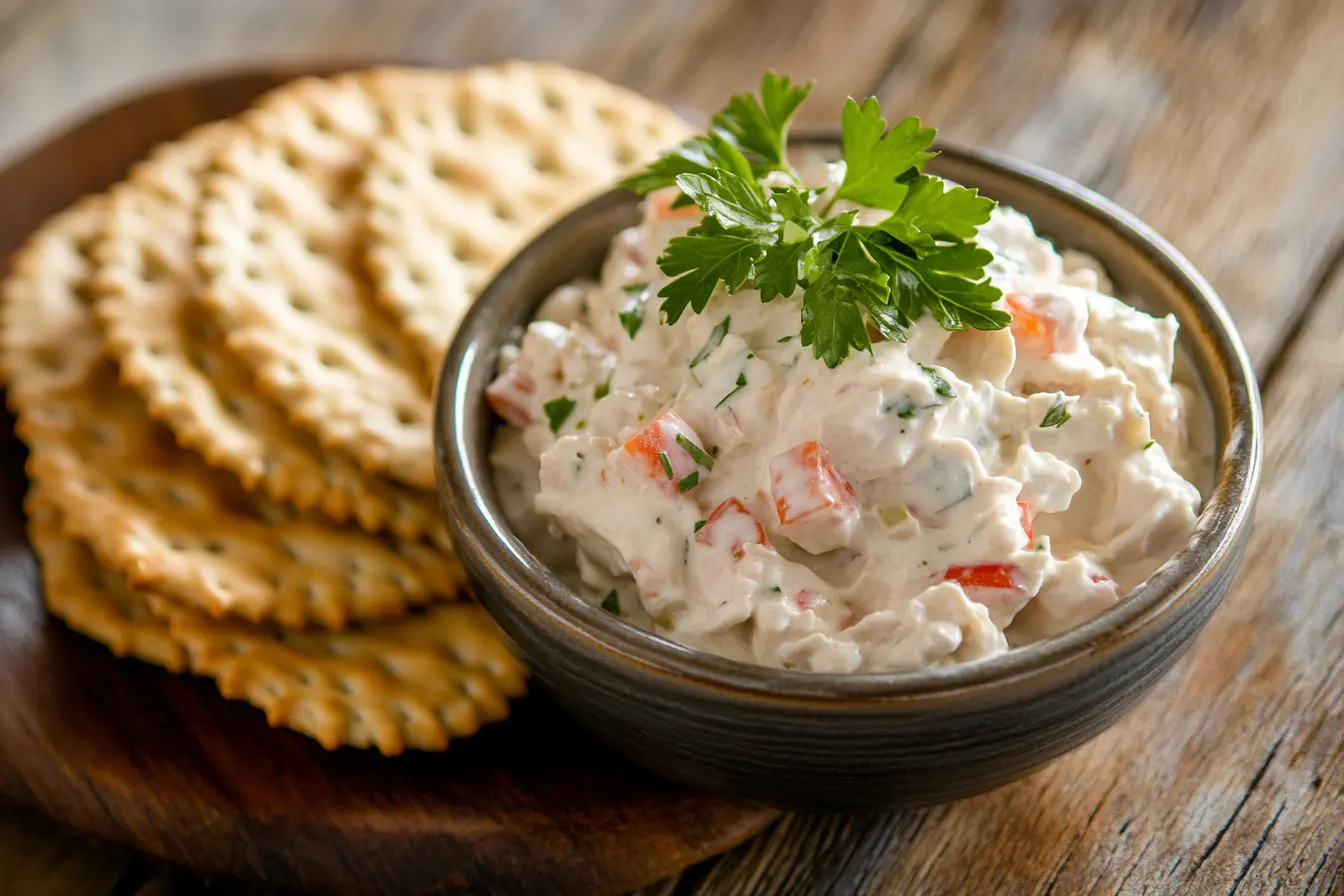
[675, 170, 775, 234]
[677, 471, 700, 493]
[601, 590, 620, 614]
[863, 291, 911, 342]
[543, 396, 576, 433]
[657, 221, 764, 324]
[754, 237, 810, 303]
[676, 433, 715, 470]
[658, 451, 674, 479]
[895, 175, 996, 241]
[771, 186, 820, 227]
[918, 363, 956, 399]
[711, 71, 813, 168]
[798, 230, 889, 367]
[618, 134, 729, 195]
[1041, 396, 1073, 428]
[716, 371, 749, 407]
[834, 100, 936, 211]
[802, 284, 870, 368]
[618, 286, 648, 338]
[690, 315, 732, 367]
[624, 73, 1007, 368]
[873, 237, 1008, 332]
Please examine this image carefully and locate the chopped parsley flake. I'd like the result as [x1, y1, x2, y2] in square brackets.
[659, 451, 674, 479]
[1143, 440, 1156, 450]
[690, 315, 732, 367]
[621, 282, 649, 293]
[601, 590, 620, 614]
[1040, 395, 1073, 428]
[543, 396, 576, 433]
[618, 287, 648, 339]
[918, 363, 956, 399]
[678, 471, 700, 492]
[716, 371, 749, 408]
[777, 335, 794, 343]
[593, 376, 612, 400]
[693, 519, 707, 533]
[676, 433, 714, 470]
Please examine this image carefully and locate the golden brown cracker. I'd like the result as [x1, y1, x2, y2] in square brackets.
[154, 593, 526, 755]
[196, 70, 439, 490]
[29, 487, 190, 674]
[31, 498, 524, 754]
[1, 200, 464, 629]
[96, 122, 449, 547]
[363, 61, 694, 379]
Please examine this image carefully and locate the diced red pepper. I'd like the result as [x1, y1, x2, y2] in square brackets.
[486, 365, 537, 426]
[769, 440, 861, 554]
[944, 564, 1022, 590]
[1018, 501, 1035, 545]
[622, 410, 703, 494]
[794, 589, 822, 612]
[696, 498, 767, 561]
[1006, 292, 1058, 357]
[1089, 573, 1121, 594]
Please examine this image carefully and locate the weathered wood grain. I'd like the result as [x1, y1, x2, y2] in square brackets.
[0, 0, 1340, 893]
[0, 804, 134, 894]
[873, 0, 1344, 376]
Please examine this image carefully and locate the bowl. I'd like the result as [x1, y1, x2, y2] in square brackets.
[434, 135, 1262, 812]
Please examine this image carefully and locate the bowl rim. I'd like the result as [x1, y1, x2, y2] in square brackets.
[436, 133, 1263, 704]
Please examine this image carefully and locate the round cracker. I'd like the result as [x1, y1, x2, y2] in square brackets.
[363, 60, 693, 379]
[31, 493, 525, 755]
[96, 122, 449, 547]
[197, 70, 443, 490]
[1, 199, 464, 630]
[29, 486, 189, 673]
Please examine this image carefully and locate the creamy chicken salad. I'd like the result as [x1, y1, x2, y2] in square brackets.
[485, 80, 1204, 674]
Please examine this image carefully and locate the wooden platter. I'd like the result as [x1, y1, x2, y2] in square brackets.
[0, 70, 777, 896]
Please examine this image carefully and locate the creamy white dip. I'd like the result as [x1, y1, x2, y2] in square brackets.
[487, 173, 1204, 674]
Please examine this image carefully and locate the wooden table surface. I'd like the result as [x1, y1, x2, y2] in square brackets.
[1, 0, 1341, 893]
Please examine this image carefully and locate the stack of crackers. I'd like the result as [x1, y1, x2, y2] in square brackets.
[0, 62, 691, 754]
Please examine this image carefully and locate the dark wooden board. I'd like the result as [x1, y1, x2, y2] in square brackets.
[0, 71, 776, 896]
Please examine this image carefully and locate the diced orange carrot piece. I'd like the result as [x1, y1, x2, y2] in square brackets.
[944, 564, 1022, 590]
[696, 498, 767, 561]
[486, 365, 537, 426]
[769, 440, 860, 554]
[622, 410, 704, 494]
[771, 441, 857, 525]
[1006, 292, 1058, 357]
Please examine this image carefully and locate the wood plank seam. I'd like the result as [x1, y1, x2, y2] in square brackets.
[1257, 234, 1344, 390]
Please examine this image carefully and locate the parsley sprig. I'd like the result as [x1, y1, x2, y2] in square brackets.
[620, 71, 1009, 368]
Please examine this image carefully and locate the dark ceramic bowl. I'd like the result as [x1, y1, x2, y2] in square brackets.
[435, 136, 1262, 812]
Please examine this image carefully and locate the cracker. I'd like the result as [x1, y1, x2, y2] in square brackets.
[29, 486, 189, 674]
[197, 70, 444, 490]
[363, 61, 694, 378]
[153, 592, 526, 754]
[1, 201, 465, 629]
[30, 495, 525, 754]
[96, 122, 449, 547]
